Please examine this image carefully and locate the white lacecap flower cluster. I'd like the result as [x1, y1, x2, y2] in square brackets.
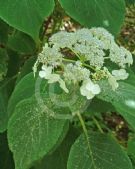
[33, 27, 133, 100]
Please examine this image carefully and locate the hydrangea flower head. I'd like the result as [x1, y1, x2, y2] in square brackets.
[33, 27, 133, 100]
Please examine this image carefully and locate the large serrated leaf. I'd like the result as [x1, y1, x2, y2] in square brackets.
[8, 96, 69, 169]
[33, 126, 80, 169]
[7, 73, 36, 118]
[8, 31, 36, 54]
[67, 132, 132, 169]
[16, 56, 37, 83]
[97, 80, 135, 131]
[0, 0, 55, 40]
[59, 0, 126, 35]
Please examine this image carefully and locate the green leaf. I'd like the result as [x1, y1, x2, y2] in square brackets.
[0, 81, 10, 132]
[67, 132, 132, 169]
[16, 56, 37, 83]
[128, 138, 135, 159]
[128, 138, 135, 169]
[0, 76, 19, 133]
[7, 73, 36, 118]
[97, 80, 135, 130]
[8, 96, 69, 169]
[0, 60, 19, 133]
[8, 31, 36, 54]
[125, 0, 135, 4]
[0, 19, 9, 45]
[125, 69, 135, 86]
[0, 132, 14, 169]
[33, 126, 80, 169]
[0, 48, 8, 81]
[0, 0, 55, 40]
[86, 98, 115, 115]
[6, 50, 20, 78]
[59, 0, 125, 35]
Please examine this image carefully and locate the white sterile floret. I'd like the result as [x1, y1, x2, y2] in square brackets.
[80, 79, 101, 99]
[39, 65, 52, 78]
[63, 62, 90, 83]
[112, 69, 129, 80]
[104, 67, 119, 91]
[58, 79, 69, 93]
[39, 65, 60, 83]
[33, 60, 39, 77]
[47, 74, 60, 83]
[108, 75, 119, 91]
[39, 65, 69, 93]
[38, 44, 63, 67]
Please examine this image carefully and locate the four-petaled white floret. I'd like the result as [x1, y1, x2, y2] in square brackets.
[80, 79, 101, 100]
